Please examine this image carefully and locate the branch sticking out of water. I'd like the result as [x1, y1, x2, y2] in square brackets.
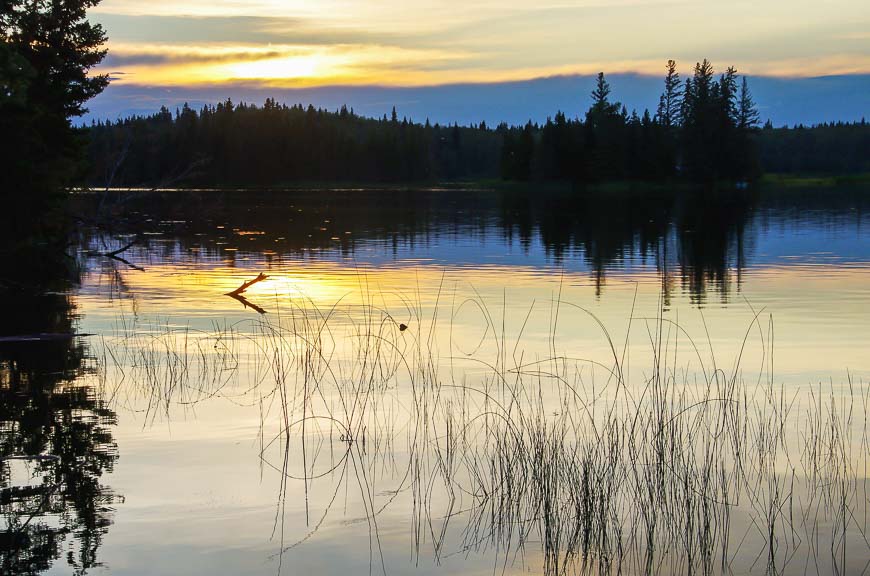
[105, 238, 138, 258]
[103, 237, 145, 271]
[226, 273, 269, 297]
[225, 273, 270, 313]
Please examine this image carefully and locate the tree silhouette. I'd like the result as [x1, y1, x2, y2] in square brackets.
[0, 291, 119, 575]
[82, 59, 865, 189]
[1, 0, 109, 291]
[737, 77, 760, 130]
[657, 60, 683, 129]
[587, 72, 621, 128]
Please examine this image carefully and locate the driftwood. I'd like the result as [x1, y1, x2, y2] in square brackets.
[225, 273, 269, 313]
[103, 237, 145, 271]
[225, 273, 269, 296]
[105, 238, 138, 258]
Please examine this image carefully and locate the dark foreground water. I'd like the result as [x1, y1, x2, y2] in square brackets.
[2, 186, 869, 575]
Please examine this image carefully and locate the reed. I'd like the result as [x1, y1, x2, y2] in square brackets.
[94, 286, 869, 575]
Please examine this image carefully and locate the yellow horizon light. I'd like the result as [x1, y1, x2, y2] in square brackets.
[223, 55, 322, 80]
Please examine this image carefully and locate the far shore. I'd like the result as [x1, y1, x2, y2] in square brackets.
[73, 173, 870, 196]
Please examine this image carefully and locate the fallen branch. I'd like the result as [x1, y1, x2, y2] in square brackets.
[226, 272, 269, 297]
[101, 236, 145, 271]
[105, 238, 138, 258]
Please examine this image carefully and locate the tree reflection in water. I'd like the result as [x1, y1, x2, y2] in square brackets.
[0, 291, 118, 575]
[74, 186, 767, 304]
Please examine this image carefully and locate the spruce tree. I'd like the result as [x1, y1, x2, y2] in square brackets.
[714, 67, 739, 177]
[656, 59, 683, 128]
[735, 76, 762, 179]
[585, 73, 626, 180]
[737, 76, 760, 130]
[718, 67, 739, 125]
[1, 0, 108, 238]
[587, 72, 620, 126]
[592, 72, 611, 107]
[680, 60, 719, 181]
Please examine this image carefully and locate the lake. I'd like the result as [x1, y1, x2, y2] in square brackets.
[3, 186, 869, 575]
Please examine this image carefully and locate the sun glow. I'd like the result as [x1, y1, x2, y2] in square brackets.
[92, 0, 870, 87]
[223, 55, 323, 80]
[99, 42, 478, 87]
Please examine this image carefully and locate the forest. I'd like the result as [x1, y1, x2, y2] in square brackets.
[86, 60, 870, 189]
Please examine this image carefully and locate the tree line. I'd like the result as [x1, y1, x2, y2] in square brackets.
[86, 59, 869, 189]
[88, 100, 500, 187]
[758, 120, 869, 174]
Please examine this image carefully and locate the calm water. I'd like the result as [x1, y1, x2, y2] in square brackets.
[2, 187, 869, 575]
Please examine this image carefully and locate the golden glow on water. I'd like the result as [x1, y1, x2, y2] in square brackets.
[64, 216, 870, 576]
[59, 181, 870, 575]
[80, 254, 870, 574]
[82, 256, 870, 385]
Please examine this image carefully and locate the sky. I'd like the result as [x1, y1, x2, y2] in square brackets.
[87, 0, 870, 125]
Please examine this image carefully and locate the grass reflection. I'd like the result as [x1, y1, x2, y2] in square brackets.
[92, 285, 869, 575]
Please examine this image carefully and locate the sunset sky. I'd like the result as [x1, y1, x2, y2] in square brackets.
[88, 0, 870, 124]
[94, 0, 870, 84]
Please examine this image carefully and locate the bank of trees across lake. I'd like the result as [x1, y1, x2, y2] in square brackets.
[86, 60, 870, 188]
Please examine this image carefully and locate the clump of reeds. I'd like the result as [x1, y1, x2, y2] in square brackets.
[95, 285, 869, 575]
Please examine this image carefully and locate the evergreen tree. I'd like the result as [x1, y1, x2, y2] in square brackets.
[1, 0, 108, 232]
[84, 59, 833, 188]
[653, 60, 682, 178]
[737, 76, 760, 130]
[585, 72, 626, 179]
[592, 72, 611, 105]
[719, 67, 739, 123]
[680, 59, 719, 181]
[714, 66, 739, 178]
[587, 72, 621, 127]
[656, 59, 683, 128]
[734, 76, 762, 179]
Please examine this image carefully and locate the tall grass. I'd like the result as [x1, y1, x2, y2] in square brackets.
[93, 287, 869, 575]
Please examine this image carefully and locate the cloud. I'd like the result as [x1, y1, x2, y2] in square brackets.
[95, 42, 477, 87]
[102, 49, 286, 68]
[91, 0, 870, 86]
[94, 13, 407, 46]
[98, 44, 870, 89]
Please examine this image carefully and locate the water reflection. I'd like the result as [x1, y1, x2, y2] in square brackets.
[0, 290, 118, 575]
[93, 282, 868, 576]
[54, 185, 870, 575]
[675, 191, 756, 303]
[76, 186, 869, 305]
